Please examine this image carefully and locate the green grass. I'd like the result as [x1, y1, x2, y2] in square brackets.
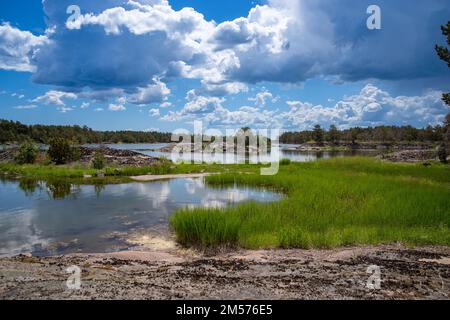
[0, 163, 98, 178]
[0, 162, 175, 182]
[170, 157, 450, 249]
[0, 161, 261, 185]
[2, 157, 450, 249]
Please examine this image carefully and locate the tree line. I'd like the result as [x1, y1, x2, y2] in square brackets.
[2, 118, 450, 146]
[0, 119, 172, 144]
[280, 121, 450, 145]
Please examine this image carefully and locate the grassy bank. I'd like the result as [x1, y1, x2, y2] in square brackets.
[0, 161, 260, 183]
[170, 157, 450, 249]
[2, 157, 449, 249]
[0, 163, 168, 183]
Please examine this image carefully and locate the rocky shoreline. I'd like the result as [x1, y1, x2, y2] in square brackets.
[0, 245, 448, 300]
[153, 143, 266, 154]
[0, 143, 446, 164]
[78, 147, 162, 167]
[0, 149, 16, 162]
[379, 150, 439, 163]
[283, 141, 436, 151]
[281, 142, 443, 163]
[0, 146, 163, 167]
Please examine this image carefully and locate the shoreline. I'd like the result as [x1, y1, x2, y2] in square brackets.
[1, 142, 443, 166]
[0, 244, 449, 300]
[130, 173, 212, 182]
[1, 158, 448, 250]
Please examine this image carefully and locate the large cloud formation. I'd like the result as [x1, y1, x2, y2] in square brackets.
[221, 0, 450, 84]
[282, 84, 449, 129]
[161, 84, 449, 129]
[2, 0, 448, 87]
[0, 0, 449, 126]
[162, 90, 281, 128]
[0, 23, 48, 72]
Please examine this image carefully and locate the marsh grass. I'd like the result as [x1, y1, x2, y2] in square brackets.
[0, 160, 260, 181]
[1, 157, 449, 249]
[0, 162, 174, 181]
[170, 157, 450, 249]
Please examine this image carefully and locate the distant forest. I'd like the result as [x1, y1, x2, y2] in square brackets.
[2, 118, 450, 145]
[0, 119, 172, 144]
[280, 122, 450, 145]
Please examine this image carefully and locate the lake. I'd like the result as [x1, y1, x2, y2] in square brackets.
[0, 143, 376, 257]
[83, 143, 379, 163]
[0, 178, 281, 257]
[2, 143, 378, 163]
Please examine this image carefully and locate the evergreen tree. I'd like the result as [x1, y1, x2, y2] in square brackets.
[328, 125, 340, 145]
[437, 143, 448, 163]
[313, 125, 324, 145]
[445, 113, 450, 142]
[436, 21, 450, 106]
[0, 119, 172, 144]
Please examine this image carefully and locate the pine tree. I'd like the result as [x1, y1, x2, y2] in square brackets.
[328, 125, 340, 145]
[313, 125, 324, 145]
[436, 21, 450, 106]
[444, 113, 450, 143]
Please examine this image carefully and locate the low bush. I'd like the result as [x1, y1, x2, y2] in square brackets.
[92, 151, 106, 170]
[47, 138, 79, 165]
[437, 143, 448, 164]
[15, 141, 38, 164]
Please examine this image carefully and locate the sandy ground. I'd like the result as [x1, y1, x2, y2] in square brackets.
[0, 243, 449, 300]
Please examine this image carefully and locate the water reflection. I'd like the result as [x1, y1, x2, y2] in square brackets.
[12, 178, 81, 200]
[0, 178, 281, 257]
[3, 143, 380, 164]
[184, 178, 277, 208]
[18, 179, 40, 196]
[118, 143, 379, 163]
[46, 181, 79, 200]
[0, 207, 50, 257]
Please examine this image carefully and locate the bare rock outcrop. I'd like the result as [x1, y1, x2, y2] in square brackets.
[380, 150, 437, 163]
[78, 147, 162, 167]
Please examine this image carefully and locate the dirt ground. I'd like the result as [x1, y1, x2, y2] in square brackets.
[0, 244, 449, 300]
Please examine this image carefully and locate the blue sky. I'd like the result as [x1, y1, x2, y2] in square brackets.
[0, 0, 449, 132]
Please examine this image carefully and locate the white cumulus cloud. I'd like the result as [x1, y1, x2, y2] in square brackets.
[282, 84, 449, 129]
[33, 90, 78, 107]
[108, 103, 126, 111]
[0, 23, 49, 72]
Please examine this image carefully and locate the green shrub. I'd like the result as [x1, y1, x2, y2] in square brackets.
[15, 141, 38, 164]
[92, 150, 106, 170]
[437, 143, 448, 164]
[71, 146, 81, 161]
[280, 158, 291, 166]
[47, 138, 78, 165]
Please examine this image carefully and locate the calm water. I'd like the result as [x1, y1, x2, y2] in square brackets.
[0, 178, 281, 257]
[2, 143, 377, 163]
[84, 143, 378, 163]
[0, 143, 373, 257]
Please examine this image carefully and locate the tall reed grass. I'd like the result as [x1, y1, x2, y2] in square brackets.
[170, 157, 450, 249]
